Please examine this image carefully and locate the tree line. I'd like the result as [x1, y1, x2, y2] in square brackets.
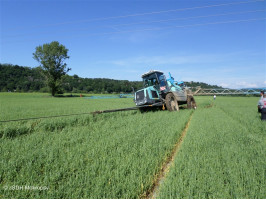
[0, 63, 143, 93]
[0, 63, 223, 94]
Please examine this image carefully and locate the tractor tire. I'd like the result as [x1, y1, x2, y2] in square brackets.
[187, 96, 197, 109]
[165, 93, 179, 111]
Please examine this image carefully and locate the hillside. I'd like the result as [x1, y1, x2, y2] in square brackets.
[0, 63, 222, 93]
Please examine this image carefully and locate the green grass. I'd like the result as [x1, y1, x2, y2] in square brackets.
[0, 92, 134, 121]
[0, 93, 192, 198]
[158, 97, 266, 198]
[0, 94, 265, 198]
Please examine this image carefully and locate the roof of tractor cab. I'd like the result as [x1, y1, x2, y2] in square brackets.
[141, 70, 164, 78]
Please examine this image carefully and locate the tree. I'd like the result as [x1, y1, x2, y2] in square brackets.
[33, 41, 70, 96]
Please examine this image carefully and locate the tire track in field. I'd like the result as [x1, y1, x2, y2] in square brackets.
[145, 111, 194, 199]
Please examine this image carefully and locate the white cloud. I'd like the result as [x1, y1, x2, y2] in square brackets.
[105, 54, 224, 68]
[216, 80, 266, 89]
[219, 83, 230, 88]
[235, 81, 258, 88]
[92, 52, 266, 86]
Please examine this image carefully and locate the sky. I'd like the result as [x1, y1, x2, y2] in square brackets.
[0, 0, 265, 89]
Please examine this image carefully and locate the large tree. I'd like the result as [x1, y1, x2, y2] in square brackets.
[33, 41, 70, 96]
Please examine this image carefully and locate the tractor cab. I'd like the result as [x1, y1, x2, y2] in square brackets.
[142, 70, 170, 93]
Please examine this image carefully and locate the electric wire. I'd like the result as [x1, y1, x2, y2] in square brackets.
[111, 9, 266, 27]
[48, 0, 265, 25]
[3, 9, 265, 38]
[5, 0, 265, 31]
[66, 18, 266, 37]
[2, 17, 265, 44]
[32, 0, 266, 25]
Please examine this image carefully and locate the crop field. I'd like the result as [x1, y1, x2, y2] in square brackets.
[0, 93, 265, 198]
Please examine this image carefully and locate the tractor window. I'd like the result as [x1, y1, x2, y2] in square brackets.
[144, 79, 149, 87]
[143, 77, 158, 86]
[143, 72, 162, 87]
[152, 78, 158, 85]
[145, 78, 157, 86]
[159, 75, 166, 87]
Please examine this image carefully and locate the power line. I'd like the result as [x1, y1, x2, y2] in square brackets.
[111, 9, 266, 27]
[64, 18, 266, 37]
[5, 0, 265, 31]
[41, 0, 266, 24]
[1, 18, 265, 44]
[3, 9, 265, 38]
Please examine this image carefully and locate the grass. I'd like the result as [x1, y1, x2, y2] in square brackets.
[0, 93, 265, 198]
[158, 97, 266, 199]
[0, 93, 192, 198]
[0, 93, 134, 121]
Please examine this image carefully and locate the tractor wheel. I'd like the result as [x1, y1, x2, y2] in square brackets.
[187, 96, 197, 109]
[165, 93, 179, 111]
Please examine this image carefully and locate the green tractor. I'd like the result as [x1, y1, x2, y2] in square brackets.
[134, 70, 196, 111]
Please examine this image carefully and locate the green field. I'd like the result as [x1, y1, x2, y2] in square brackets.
[0, 93, 265, 198]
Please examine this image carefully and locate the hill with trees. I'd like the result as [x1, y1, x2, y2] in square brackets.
[0, 63, 222, 93]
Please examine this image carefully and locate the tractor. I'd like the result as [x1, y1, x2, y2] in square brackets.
[134, 70, 196, 111]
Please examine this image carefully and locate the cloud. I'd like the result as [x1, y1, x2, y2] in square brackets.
[101, 51, 264, 71]
[219, 83, 230, 88]
[216, 80, 266, 89]
[235, 81, 258, 88]
[92, 52, 266, 86]
[106, 54, 223, 67]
